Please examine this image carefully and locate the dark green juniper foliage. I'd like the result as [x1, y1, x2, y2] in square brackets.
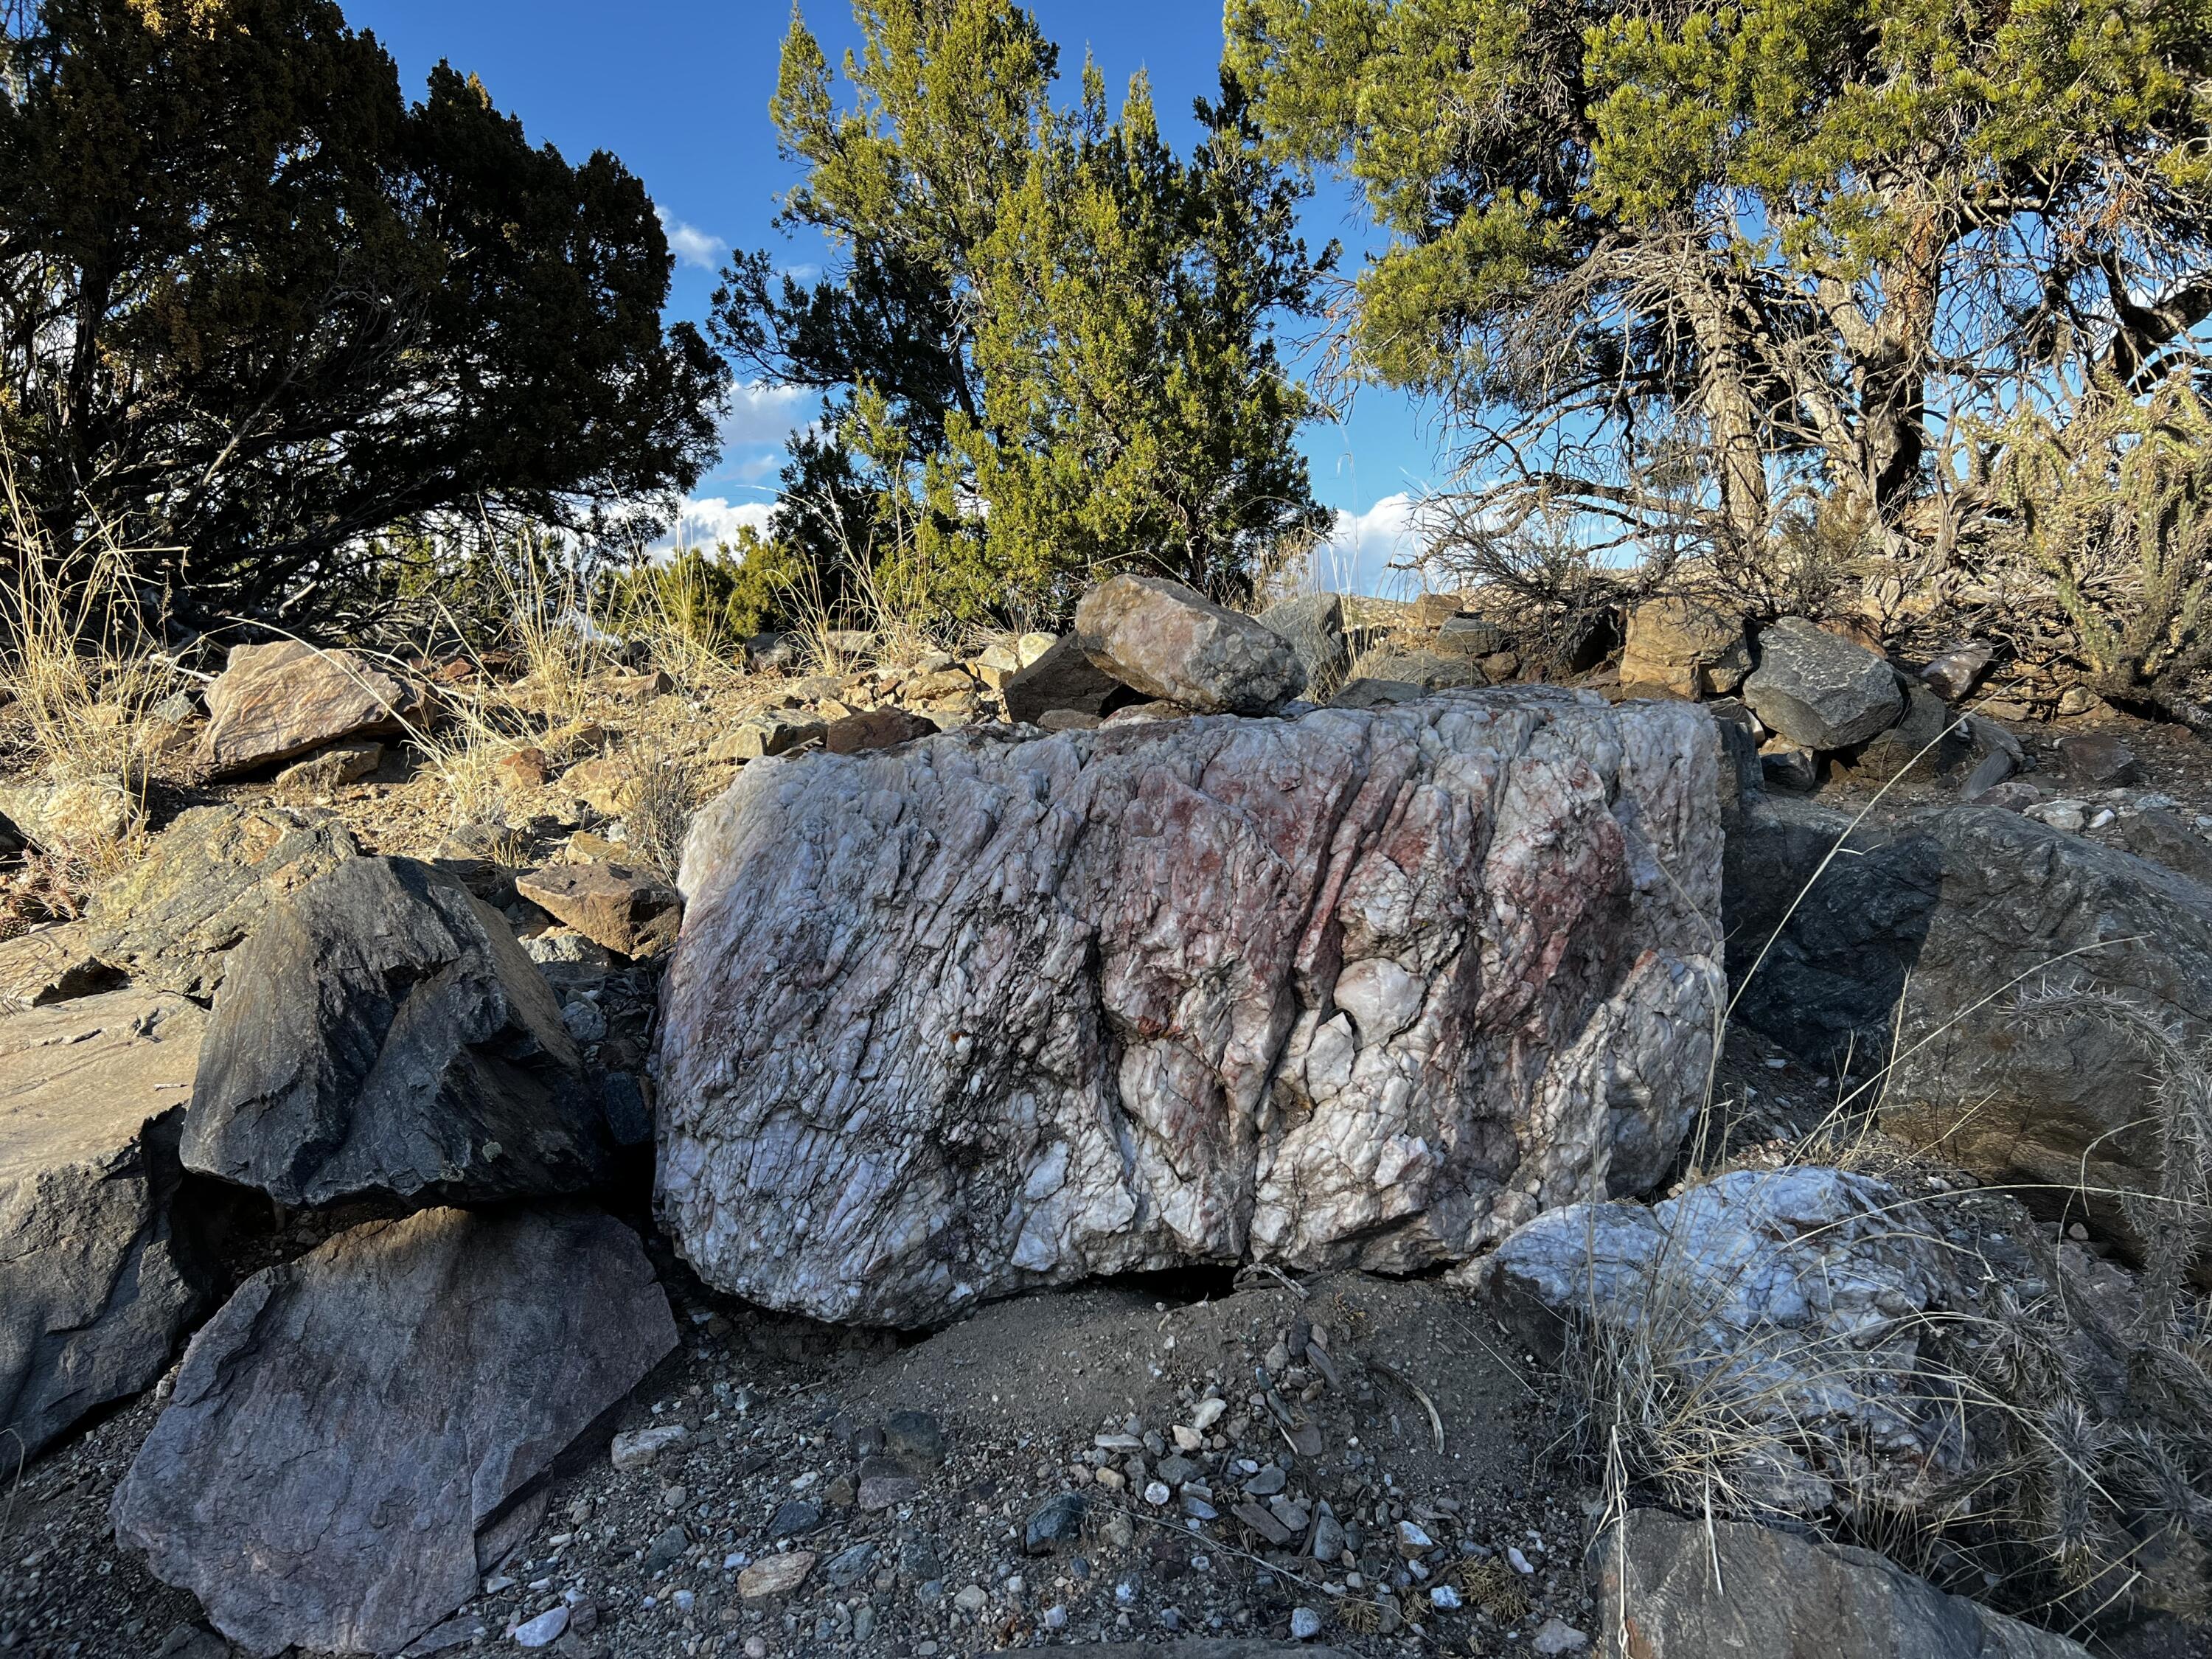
[715, 0, 1329, 629]
[1228, 0, 2212, 565]
[0, 0, 725, 630]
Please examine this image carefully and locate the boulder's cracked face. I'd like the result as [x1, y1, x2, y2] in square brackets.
[656, 689, 1724, 1326]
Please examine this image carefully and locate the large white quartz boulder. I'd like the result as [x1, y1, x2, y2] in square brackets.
[655, 688, 1724, 1325]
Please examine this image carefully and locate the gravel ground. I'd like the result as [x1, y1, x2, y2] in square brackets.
[2, 1265, 1599, 1659]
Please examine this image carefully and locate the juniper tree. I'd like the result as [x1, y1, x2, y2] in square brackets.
[716, 0, 1328, 626]
[1228, 0, 2212, 568]
[0, 0, 724, 627]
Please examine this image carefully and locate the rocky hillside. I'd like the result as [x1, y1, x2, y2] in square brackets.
[5, 578, 2212, 1659]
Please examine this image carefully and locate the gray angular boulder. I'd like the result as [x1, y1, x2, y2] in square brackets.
[1843, 679, 1969, 781]
[112, 1206, 677, 1659]
[86, 804, 361, 998]
[184, 855, 616, 1207]
[1257, 592, 1349, 694]
[1592, 1509, 2087, 1658]
[1742, 617, 1904, 748]
[1074, 574, 1305, 714]
[1724, 800, 2212, 1249]
[658, 689, 1724, 1325]
[1, 990, 209, 1459]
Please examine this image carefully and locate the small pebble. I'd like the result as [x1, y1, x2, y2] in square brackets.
[1290, 1606, 1323, 1639]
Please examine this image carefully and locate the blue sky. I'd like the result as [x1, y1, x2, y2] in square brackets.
[347, 0, 1444, 593]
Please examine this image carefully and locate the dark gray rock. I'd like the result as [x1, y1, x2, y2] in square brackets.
[111, 1206, 676, 1659]
[2115, 806, 2212, 888]
[988, 1647, 1357, 1659]
[769, 1498, 824, 1538]
[2056, 730, 2139, 787]
[152, 1621, 234, 1659]
[885, 1408, 946, 1470]
[1326, 676, 1424, 709]
[184, 855, 616, 1207]
[1002, 634, 1129, 726]
[1724, 799, 2212, 1246]
[1, 990, 210, 1460]
[1758, 742, 1818, 792]
[643, 1524, 689, 1574]
[1961, 747, 2017, 799]
[1590, 1509, 2087, 1657]
[1846, 681, 1969, 781]
[1026, 1491, 1088, 1554]
[825, 1541, 879, 1587]
[1258, 594, 1349, 695]
[85, 805, 361, 999]
[1742, 617, 1904, 749]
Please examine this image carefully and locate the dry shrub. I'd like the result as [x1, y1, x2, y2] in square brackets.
[1555, 1162, 2212, 1636]
[621, 746, 701, 881]
[0, 447, 182, 888]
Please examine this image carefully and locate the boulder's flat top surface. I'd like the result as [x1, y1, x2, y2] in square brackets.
[0, 988, 203, 1178]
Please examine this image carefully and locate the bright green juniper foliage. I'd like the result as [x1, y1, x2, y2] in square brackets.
[716, 0, 1329, 628]
[1228, 0, 2212, 554]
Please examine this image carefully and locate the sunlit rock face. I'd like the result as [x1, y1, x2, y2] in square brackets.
[656, 688, 1724, 1326]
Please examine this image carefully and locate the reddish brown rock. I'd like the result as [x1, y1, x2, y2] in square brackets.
[1619, 598, 1749, 698]
[561, 755, 637, 815]
[199, 641, 428, 778]
[496, 747, 549, 792]
[268, 740, 382, 804]
[515, 861, 681, 959]
[823, 707, 936, 754]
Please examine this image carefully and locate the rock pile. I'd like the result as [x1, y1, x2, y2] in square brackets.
[7, 565, 2205, 1659]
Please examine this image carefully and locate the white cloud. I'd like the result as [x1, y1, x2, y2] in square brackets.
[655, 206, 727, 270]
[719, 380, 818, 448]
[1297, 493, 1436, 598]
[652, 495, 776, 554]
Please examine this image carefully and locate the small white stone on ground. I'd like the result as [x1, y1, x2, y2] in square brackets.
[1290, 1606, 1323, 1639]
[610, 1425, 686, 1471]
[511, 1605, 568, 1647]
